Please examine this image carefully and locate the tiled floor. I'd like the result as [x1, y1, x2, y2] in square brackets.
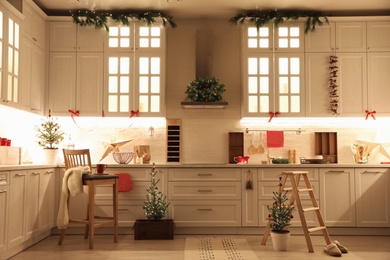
[9, 234, 390, 259]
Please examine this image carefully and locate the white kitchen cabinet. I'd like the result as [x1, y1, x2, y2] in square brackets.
[19, 36, 45, 114]
[168, 167, 241, 227]
[49, 22, 104, 52]
[0, 172, 8, 254]
[319, 168, 356, 226]
[25, 170, 40, 240]
[367, 21, 390, 52]
[7, 170, 27, 249]
[306, 52, 367, 117]
[38, 169, 55, 233]
[305, 22, 367, 53]
[355, 168, 390, 227]
[367, 52, 390, 115]
[48, 52, 103, 116]
[242, 168, 258, 226]
[22, 0, 46, 50]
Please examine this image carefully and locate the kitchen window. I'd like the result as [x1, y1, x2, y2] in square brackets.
[242, 23, 305, 117]
[104, 23, 165, 116]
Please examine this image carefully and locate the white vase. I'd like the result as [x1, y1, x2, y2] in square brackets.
[43, 149, 59, 165]
[270, 231, 290, 251]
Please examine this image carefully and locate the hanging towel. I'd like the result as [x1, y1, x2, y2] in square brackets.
[266, 130, 284, 148]
[57, 166, 90, 229]
[115, 173, 132, 192]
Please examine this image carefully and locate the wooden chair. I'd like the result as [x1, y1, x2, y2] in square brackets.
[59, 149, 118, 249]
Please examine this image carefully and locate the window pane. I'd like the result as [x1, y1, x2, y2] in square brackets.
[139, 57, 149, 74]
[14, 50, 18, 75]
[290, 27, 300, 37]
[248, 27, 257, 37]
[279, 96, 289, 112]
[108, 95, 117, 112]
[151, 27, 160, 36]
[139, 38, 149, 48]
[8, 19, 13, 45]
[259, 39, 269, 48]
[8, 47, 12, 72]
[139, 27, 149, 36]
[0, 12, 3, 39]
[151, 38, 160, 48]
[120, 76, 129, 93]
[248, 58, 257, 74]
[120, 57, 130, 74]
[279, 58, 288, 74]
[291, 77, 300, 93]
[119, 95, 129, 112]
[139, 95, 148, 112]
[279, 38, 288, 48]
[259, 28, 269, 37]
[290, 38, 300, 48]
[109, 38, 118, 48]
[109, 57, 118, 74]
[108, 76, 118, 93]
[259, 96, 269, 112]
[14, 24, 19, 48]
[248, 39, 257, 48]
[151, 76, 160, 93]
[248, 96, 258, 113]
[139, 76, 148, 93]
[259, 77, 269, 93]
[109, 27, 118, 36]
[259, 58, 268, 74]
[150, 95, 160, 112]
[290, 58, 300, 74]
[120, 27, 130, 36]
[248, 76, 258, 94]
[279, 77, 289, 94]
[278, 27, 288, 37]
[291, 96, 300, 112]
[151, 58, 160, 74]
[120, 38, 130, 48]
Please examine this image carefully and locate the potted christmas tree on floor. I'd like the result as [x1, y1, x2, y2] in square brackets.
[133, 163, 174, 240]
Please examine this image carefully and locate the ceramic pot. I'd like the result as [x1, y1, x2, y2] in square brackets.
[43, 148, 59, 165]
[270, 230, 290, 251]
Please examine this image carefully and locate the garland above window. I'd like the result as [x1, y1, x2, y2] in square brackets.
[71, 10, 177, 31]
[229, 10, 328, 33]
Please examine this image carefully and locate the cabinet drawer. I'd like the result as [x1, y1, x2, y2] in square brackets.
[168, 182, 241, 200]
[104, 167, 168, 182]
[170, 201, 241, 226]
[258, 181, 319, 200]
[168, 168, 241, 181]
[258, 168, 318, 181]
[96, 180, 163, 200]
[0, 172, 8, 186]
[259, 200, 319, 227]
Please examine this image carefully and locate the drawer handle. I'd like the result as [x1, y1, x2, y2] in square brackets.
[45, 171, 54, 175]
[0, 189, 6, 193]
[363, 171, 381, 174]
[198, 174, 212, 177]
[197, 189, 212, 193]
[0, 178, 6, 181]
[197, 208, 212, 211]
[32, 172, 41, 175]
[327, 171, 345, 174]
[15, 173, 26, 177]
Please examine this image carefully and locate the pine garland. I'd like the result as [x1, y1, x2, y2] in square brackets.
[230, 10, 328, 34]
[71, 10, 177, 31]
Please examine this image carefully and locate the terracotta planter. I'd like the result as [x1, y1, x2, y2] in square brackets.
[133, 219, 174, 240]
[270, 230, 290, 251]
[43, 148, 58, 165]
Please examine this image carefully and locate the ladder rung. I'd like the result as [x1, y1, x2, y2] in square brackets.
[299, 188, 313, 192]
[308, 226, 327, 233]
[283, 187, 313, 192]
[303, 207, 320, 212]
[283, 187, 292, 191]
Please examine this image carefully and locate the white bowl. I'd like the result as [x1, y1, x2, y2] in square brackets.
[112, 152, 134, 164]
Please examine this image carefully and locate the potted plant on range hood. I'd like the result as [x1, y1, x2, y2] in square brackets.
[35, 110, 64, 164]
[267, 176, 295, 251]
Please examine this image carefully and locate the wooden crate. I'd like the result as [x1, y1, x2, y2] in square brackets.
[133, 219, 174, 240]
[314, 132, 338, 163]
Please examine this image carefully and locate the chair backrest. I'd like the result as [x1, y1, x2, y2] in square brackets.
[63, 149, 92, 171]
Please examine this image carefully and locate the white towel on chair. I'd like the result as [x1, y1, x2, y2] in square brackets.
[57, 166, 90, 229]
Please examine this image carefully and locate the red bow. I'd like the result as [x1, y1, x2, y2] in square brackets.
[130, 109, 139, 118]
[268, 111, 280, 122]
[365, 110, 376, 120]
[68, 109, 80, 117]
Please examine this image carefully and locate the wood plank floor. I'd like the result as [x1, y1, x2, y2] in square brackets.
[9, 234, 390, 259]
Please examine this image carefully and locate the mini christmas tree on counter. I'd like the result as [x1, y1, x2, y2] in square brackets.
[143, 163, 170, 221]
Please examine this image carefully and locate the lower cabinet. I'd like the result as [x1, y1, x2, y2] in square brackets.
[355, 168, 390, 227]
[0, 172, 9, 254]
[320, 168, 356, 226]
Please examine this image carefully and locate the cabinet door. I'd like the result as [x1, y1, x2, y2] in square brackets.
[305, 23, 335, 52]
[7, 171, 27, 249]
[19, 37, 33, 112]
[76, 52, 104, 116]
[23, 3, 46, 50]
[76, 26, 104, 52]
[25, 170, 40, 239]
[39, 169, 55, 232]
[367, 22, 390, 52]
[355, 168, 390, 227]
[48, 52, 76, 115]
[367, 52, 390, 114]
[30, 44, 45, 113]
[49, 22, 77, 51]
[335, 22, 367, 52]
[242, 168, 258, 226]
[0, 172, 8, 253]
[319, 168, 356, 226]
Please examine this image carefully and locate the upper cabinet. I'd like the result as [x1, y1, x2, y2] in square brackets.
[242, 22, 305, 117]
[22, 1, 46, 50]
[367, 21, 390, 52]
[305, 22, 367, 53]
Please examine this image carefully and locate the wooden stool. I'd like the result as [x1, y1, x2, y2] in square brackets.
[58, 149, 118, 249]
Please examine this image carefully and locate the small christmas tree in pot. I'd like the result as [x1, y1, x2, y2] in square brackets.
[134, 163, 174, 240]
[267, 176, 295, 251]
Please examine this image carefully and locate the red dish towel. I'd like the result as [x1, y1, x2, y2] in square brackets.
[266, 130, 284, 148]
[115, 173, 132, 192]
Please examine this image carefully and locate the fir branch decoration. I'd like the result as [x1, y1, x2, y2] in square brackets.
[230, 10, 328, 34]
[143, 163, 170, 221]
[185, 77, 226, 102]
[71, 10, 177, 31]
[35, 110, 64, 149]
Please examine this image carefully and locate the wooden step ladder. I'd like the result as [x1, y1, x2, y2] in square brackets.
[261, 171, 332, 252]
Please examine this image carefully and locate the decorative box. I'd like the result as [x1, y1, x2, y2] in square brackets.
[133, 219, 174, 240]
